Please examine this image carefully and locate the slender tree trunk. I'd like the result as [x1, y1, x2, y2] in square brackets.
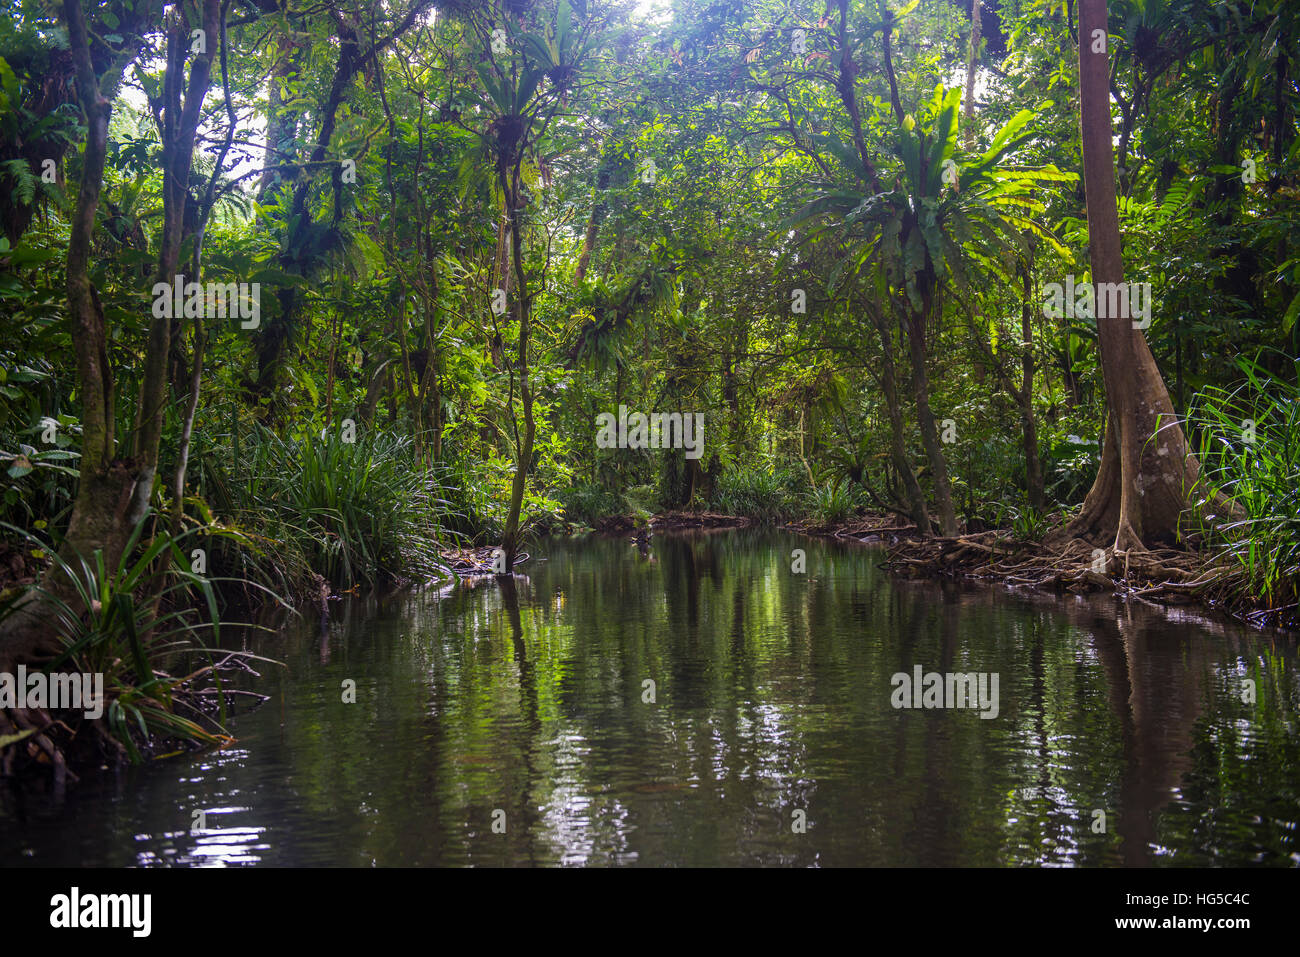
[396, 293, 423, 456]
[429, 359, 443, 464]
[419, 294, 444, 466]
[574, 207, 601, 282]
[258, 41, 303, 202]
[172, 0, 235, 537]
[143, 0, 221, 498]
[905, 298, 958, 536]
[963, 0, 981, 149]
[325, 314, 338, 428]
[1020, 266, 1044, 511]
[797, 405, 816, 488]
[171, 314, 204, 536]
[499, 167, 536, 572]
[360, 361, 391, 425]
[872, 307, 931, 531]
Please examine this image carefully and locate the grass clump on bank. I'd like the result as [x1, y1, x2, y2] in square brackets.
[1190, 358, 1300, 612]
[0, 516, 280, 778]
[711, 466, 804, 522]
[193, 424, 453, 595]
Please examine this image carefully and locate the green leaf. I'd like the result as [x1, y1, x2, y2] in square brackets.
[0, 727, 37, 750]
[0, 56, 18, 105]
[979, 110, 1037, 167]
[1283, 291, 1300, 334]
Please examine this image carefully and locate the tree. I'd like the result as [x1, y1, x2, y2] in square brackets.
[789, 80, 1070, 536]
[0, 0, 220, 668]
[251, 0, 437, 406]
[1067, 0, 1212, 551]
[471, 0, 601, 570]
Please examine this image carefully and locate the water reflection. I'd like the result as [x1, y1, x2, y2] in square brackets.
[2, 529, 1296, 866]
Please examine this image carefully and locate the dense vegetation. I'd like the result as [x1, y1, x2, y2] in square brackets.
[1, 0, 1297, 760]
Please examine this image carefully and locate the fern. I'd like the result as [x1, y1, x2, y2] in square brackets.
[1, 158, 37, 205]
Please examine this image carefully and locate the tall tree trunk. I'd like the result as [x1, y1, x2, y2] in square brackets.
[1067, 0, 1207, 550]
[905, 298, 959, 536]
[963, 0, 981, 149]
[872, 307, 931, 531]
[258, 41, 303, 202]
[499, 168, 535, 572]
[574, 210, 600, 282]
[0, 1, 171, 666]
[172, 0, 235, 537]
[142, 0, 221, 495]
[1020, 265, 1044, 511]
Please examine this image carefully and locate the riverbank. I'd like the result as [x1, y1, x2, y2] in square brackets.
[583, 507, 1296, 631]
[781, 512, 1298, 632]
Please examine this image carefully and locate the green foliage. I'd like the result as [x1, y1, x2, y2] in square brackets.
[1045, 435, 1101, 506]
[0, 516, 278, 762]
[1, 0, 1298, 632]
[711, 467, 799, 522]
[1190, 360, 1300, 605]
[557, 482, 622, 526]
[1, 439, 78, 531]
[809, 480, 857, 525]
[197, 425, 449, 590]
[622, 483, 659, 524]
[1008, 506, 1049, 541]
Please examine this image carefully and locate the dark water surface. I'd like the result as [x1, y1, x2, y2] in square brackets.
[3, 529, 1298, 866]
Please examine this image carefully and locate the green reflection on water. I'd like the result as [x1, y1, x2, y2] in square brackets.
[2, 528, 1297, 866]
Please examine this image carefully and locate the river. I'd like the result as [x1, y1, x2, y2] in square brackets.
[3, 528, 1297, 866]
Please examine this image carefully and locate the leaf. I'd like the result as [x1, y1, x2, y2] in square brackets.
[185, 494, 214, 527]
[1283, 291, 1300, 334]
[926, 94, 959, 195]
[0, 728, 37, 750]
[474, 63, 510, 114]
[515, 68, 544, 112]
[520, 33, 556, 69]
[979, 109, 1037, 166]
[132, 65, 160, 101]
[0, 56, 18, 105]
